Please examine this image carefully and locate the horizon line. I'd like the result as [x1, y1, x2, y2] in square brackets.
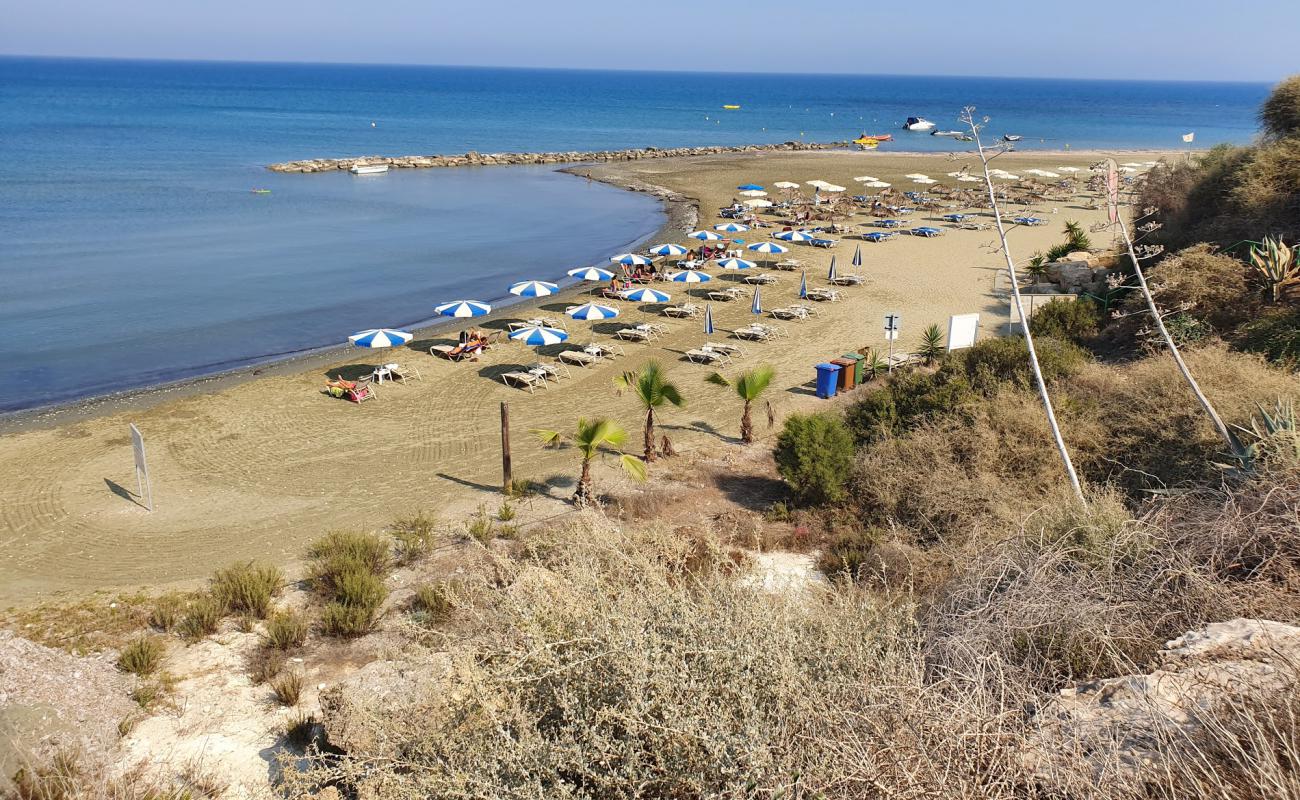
[0, 52, 1278, 87]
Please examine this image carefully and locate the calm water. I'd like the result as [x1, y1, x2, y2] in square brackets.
[0, 57, 1271, 412]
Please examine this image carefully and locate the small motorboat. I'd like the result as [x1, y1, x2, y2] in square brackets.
[930, 130, 964, 137]
[856, 132, 893, 142]
[1002, 134, 1023, 143]
[349, 163, 390, 175]
[250, 188, 271, 194]
[903, 117, 936, 131]
[722, 104, 741, 110]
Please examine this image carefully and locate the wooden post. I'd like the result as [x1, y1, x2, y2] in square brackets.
[500, 401, 512, 493]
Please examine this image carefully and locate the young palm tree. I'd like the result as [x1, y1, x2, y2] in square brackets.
[918, 323, 945, 365]
[705, 365, 776, 444]
[534, 418, 646, 506]
[613, 361, 685, 463]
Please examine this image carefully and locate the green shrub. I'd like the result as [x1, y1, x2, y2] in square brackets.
[320, 602, 381, 638]
[117, 636, 165, 676]
[318, 568, 388, 638]
[210, 561, 283, 618]
[263, 609, 309, 650]
[148, 593, 187, 632]
[336, 568, 387, 610]
[391, 512, 438, 565]
[271, 670, 304, 706]
[773, 413, 856, 506]
[1029, 298, 1103, 344]
[307, 531, 390, 594]
[497, 500, 517, 522]
[1238, 306, 1300, 368]
[845, 369, 979, 444]
[1261, 75, 1300, 140]
[959, 335, 1089, 393]
[466, 505, 495, 544]
[179, 594, 223, 640]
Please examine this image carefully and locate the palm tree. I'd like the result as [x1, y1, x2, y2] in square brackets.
[613, 361, 685, 463]
[706, 365, 776, 444]
[918, 324, 945, 365]
[534, 418, 646, 506]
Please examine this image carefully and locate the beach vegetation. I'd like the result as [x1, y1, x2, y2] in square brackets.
[248, 647, 287, 685]
[774, 413, 855, 506]
[466, 504, 495, 543]
[306, 531, 390, 595]
[285, 712, 319, 751]
[496, 500, 516, 522]
[860, 348, 888, 382]
[271, 669, 305, 706]
[1028, 298, 1102, 345]
[705, 365, 776, 444]
[179, 594, 223, 640]
[917, 323, 945, 365]
[505, 476, 542, 499]
[1026, 251, 1049, 280]
[1116, 244, 1256, 335]
[263, 609, 309, 651]
[117, 635, 165, 676]
[1045, 220, 1092, 261]
[1247, 235, 1300, 303]
[390, 511, 439, 565]
[613, 360, 685, 463]
[410, 580, 460, 624]
[209, 561, 284, 619]
[534, 418, 646, 506]
[147, 592, 188, 633]
[1260, 74, 1300, 140]
[1238, 306, 1300, 368]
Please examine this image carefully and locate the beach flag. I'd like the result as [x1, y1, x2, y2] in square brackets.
[1182, 132, 1195, 143]
[703, 303, 715, 335]
[751, 287, 763, 316]
[799, 271, 808, 299]
[852, 243, 862, 268]
[827, 256, 838, 282]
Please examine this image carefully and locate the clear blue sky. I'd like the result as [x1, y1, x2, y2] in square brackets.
[0, 0, 1290, 83]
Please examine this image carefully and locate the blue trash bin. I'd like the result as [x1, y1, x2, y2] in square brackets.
[815, 362, 841, 399]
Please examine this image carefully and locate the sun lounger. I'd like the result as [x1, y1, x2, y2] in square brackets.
[430, 343, 483, 361]
[732, 325, 775, 342]
[558, 349, 599, 368]
[662, 303, 700, 318]
[809, 238, 838, 248]
[743, 273, 779, 285]
[773, 259, 802, 271]
[705, 341, 746, 356]
[615, 327, 651, 342]
[685, 347, 729, 365]
[706, 287, 744, 302]
[584, 342, 624, 359]
[829, 274, 865, 286]
[526, 362, 571, 382]
[384, 363, 422, 383]
[806, 288, 842, 302]
[770, 307, 808, 321]
[862, 231, 897, 243]
[501, 371, 548, 393]
[323, 378, 377, 404]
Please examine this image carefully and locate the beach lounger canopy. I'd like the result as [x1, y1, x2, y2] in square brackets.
[567, 266, 616, 281]
[509, 280, 559, 297]
[508, 325, 569, 347]
[620, 287, 671, 303]
[565, 302, 620, 321]
[862, 180, 891, 188]
[435, 300, 492, 318]
[743, 198, 773, 207]
[348, 328, 413, 348]
[773, 181, 800, 189]
[648, 243, 689, 256]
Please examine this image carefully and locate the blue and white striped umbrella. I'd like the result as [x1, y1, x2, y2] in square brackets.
[621, 287, 671, 303]
[775, 230, 815, 242]
[565, 302, 621, 321]
[648, 243, 688, 257]
[703, 303, 715, 335]
[688, 230, 725, 241]
[508, 325, 569, 347]
[747, 241, 789, 255]
[567, 266, 616, 282]
[852, 243, 863, 267]
[435, 300, 492, 318]
[751, 287, 763, 315]
[610, 253, 652, 266]
[348, 328, 413, 348]
[669, 269, 712, 283]
[828, 256, 838, 281]
[714, 223, 749, 233]
[718, 258, 756, 270]
[509, 280, 559, 298]
[799, 271, 808, 299]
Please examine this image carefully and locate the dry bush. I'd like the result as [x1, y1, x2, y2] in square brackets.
[177, 594, 222, 640]
[209, 561, 283, 618]
[1121, 243, 1258, 332]
[116, 636, 165, 677]
[262, 609, 308, 650]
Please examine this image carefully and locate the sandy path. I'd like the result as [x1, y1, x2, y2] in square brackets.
[0, 149, 1167, 604]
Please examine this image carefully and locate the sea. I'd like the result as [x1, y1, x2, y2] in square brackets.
[0, 56, 1272, 413]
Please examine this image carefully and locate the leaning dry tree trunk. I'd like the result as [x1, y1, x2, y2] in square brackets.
[1113, 205, 1235, 451]
[962, 107, 1086, 504]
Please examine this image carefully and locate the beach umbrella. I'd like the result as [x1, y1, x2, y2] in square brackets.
[863, 180, 891, 188]
[714, 222, 750, 232]
[751, 287, 763, 316]
[743, 198, 774, 208]
[738, 183, 765, 191]
[669, 269, 712, 283]
[508, 280, 559, 298]
[806, 180, 830, 188]
[703, 303, 715, 335]
[773, 181, 800, 189]
[435, 300, 492, 318]
[957, 175, 982, 183]
[827, 256, 838, 282]
[508, 325, 569, 347]
[565, 302, 620, 321]
[610, 253, 652, 266]
[621, 287, 671, 303]
[852, 243, 862, 268]
[945, 171, 967, 178]
[1057, 166, 1081, 173]
[820, 184, 846, 193]
[718, 257, 756, 270]
[739, 190, 767, 198]
[854, 175, 879, 182]
[649, 243, 689, 257]
[798, 271, 808, 299]
[775, 230, 814, 242]
[747, 241, 788, 255]
[1121, 162, 1144, 168]
[904, 173, 930, 180]
[348, 328, 413, 348]
[688, 230, 725, 241]
[913, 177, 937, 185]
[567, 266, 615, 282]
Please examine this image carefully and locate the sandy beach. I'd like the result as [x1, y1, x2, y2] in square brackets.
[0, 148, 1174, 604]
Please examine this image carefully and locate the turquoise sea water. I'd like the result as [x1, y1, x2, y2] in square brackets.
[0, 57, 1271, 412]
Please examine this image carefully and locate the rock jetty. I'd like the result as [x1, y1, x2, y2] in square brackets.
[266, 141, 849, 173]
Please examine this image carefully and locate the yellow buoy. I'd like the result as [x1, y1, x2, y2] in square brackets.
[722, 104, 740, 110]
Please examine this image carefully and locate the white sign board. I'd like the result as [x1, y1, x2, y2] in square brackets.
[883, 312, 901, 341]
[946, 313, 980, 351]
[130, 423, 153, 512]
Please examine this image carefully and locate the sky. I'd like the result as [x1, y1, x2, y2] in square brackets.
[0, 0, 1292, 83]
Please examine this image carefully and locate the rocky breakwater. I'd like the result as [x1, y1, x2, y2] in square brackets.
[266, 141, 849, 173]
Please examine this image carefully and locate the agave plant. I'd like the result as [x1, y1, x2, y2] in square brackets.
[1224, 399, 1300, 476]
[705, 365, 776, 444]
[860, 348, 888, 382]
[613, 361, 684, 463]
[1248, 236, 1299, 303]
[917, 323, 945, 365]
[534, 418, 646, 506]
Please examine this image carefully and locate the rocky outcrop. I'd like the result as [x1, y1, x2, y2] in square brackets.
[317, 656, 457, 758]
[1027, 619, 1300, 784]
[0, 631, 136, 789]
[267, 141, 848, 173]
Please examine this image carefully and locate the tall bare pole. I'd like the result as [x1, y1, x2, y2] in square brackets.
[963, 107, 1086, 504]
[500, 401, 512, 493]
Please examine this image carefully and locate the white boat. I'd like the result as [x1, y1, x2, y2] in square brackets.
[903, 117, 936, 131]
[930, 129, 964, 137]
[349, 163, 390, 175]
[1002, 134, 1023, 143]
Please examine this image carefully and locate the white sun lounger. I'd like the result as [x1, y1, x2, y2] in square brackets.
[829, 274, 865, 286]
[558, 349, 599, 368]
[685, 347, 729, 365]
[615, 328, 651, 342]
[501, 371, 548, 394]
[662, 303, 701, 318]
[743, 273, 779, 285]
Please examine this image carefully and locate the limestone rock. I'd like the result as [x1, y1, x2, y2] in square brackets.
[317, 656, 456, 758]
